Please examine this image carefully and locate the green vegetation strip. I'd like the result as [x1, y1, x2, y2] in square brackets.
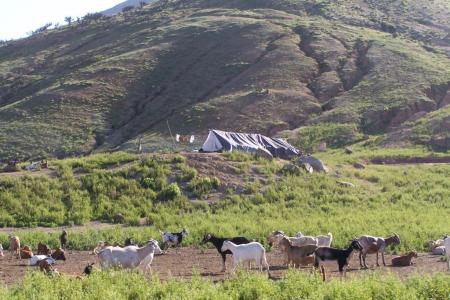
[0, 150, 449, 251]
[1, 270, 449, 300]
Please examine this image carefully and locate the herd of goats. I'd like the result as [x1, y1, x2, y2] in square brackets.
[1, 229, 449, 281]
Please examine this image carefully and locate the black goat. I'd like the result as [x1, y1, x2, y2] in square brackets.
[83, 262, 95, 276]
[60, 230, 68, 249]
[314, 240, 362, 281]
[124, 238, 136, 247]
[202, 233, 251, 272]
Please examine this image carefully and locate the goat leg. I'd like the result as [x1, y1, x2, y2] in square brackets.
[231, 261, 238, 274]
[221, 253, 227, 272]
[382, 252, 386, 266]
[359, 252, 363, 268]
[321, 265, 326, 282]
[375, 252, 380, 267]
[362, 253, 369, 269]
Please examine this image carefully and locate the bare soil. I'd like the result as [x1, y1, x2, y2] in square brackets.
[371, 156, 450, 165]
[0, 248, 447, 287]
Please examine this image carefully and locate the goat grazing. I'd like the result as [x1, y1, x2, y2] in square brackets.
[51, 248, 66, 261]
[83, 263, 95, 276]
[268, 230, 317, 248]
[30, 255, 56, 266]
[8, 235, 21, 258]
[355, 234, 400, 268]
[295, 232, 333, 247]
[60, 230, 68, 249]
[38, 259, 59, 276]
[432, 246, 446, 255]
[278, 237, 317, 267]
[124, 238, 136, 246]
[391, 251, 417, 266]
[202, 234, 251, 271]
[37, 243, 52, 256]
[160, 228, 188, 251]
[221, 241, 269, 273]
[444, 236, 450, 270]
[19, 247, 34, 259]
[314, 240, 362, 281]
[96, 240, 162, 273]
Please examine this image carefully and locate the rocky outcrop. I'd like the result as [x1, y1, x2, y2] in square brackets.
[426, 82, 450, 108]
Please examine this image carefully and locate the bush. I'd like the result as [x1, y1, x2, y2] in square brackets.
[297, 123, 363, 152]
[187, 177, 220, 198]
[176, 164, 197, 182]
[158, 183, 181, 201]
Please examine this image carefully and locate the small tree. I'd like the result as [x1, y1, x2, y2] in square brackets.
[122, 5, 134, 13]
[64, 16, 73, 26]
[31, 23, 52, 35]
[82, 12, 104, 24]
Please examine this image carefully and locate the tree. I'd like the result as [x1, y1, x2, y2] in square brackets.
[64, 16, 73, 26]
[82, 12, 104, 24]
[31, 23, 52, 36]
[139, 1, 147, 8]
[122, 5, 135, 13]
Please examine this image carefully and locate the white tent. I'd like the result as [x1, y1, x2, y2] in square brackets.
[200, 130, 300, 159]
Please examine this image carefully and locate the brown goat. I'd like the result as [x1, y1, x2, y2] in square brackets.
[37, 243, 51, 255]
[391, 251, 418, 267]
[279, 237, 317, 267]
[51, 248, 66, 261]
[19, 248, 34, 259]
[8, 235, 21, 259]
[38, 260, 59, 276]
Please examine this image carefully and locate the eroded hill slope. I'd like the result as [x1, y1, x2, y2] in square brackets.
[0, 0, 449, 159]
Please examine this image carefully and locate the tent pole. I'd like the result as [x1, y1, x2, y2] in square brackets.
[166, 120, 176, 150]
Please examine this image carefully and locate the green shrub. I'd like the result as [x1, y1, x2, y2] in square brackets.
[297, 123, 363, 152]
[0, 270, 449, 299]
[158, 183, 182, 201]
[187, 177, 220, 198]
[177, 164, 198, 182]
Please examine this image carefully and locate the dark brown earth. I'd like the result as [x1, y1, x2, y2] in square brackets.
[371, 156, 450, 165]
[0, 248, 447, 287]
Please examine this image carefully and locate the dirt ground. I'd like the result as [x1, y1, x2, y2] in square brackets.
[0, 247, 448, 287]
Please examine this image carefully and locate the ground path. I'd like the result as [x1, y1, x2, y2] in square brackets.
[0, 248, 447, 286]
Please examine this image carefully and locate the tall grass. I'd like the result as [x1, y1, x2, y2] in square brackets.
[0, 270, 449, 300]
[0, 150, 449, 251]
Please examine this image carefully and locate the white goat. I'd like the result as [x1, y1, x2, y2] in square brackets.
[96, 240, 162, 273]
[444, 236, 450, 271]
[296, 232, 333, 247]
[0, 244, 3, 257]
[432, 246, 446, 255]
[268, 230, 317, 247]
[221, 241, 269, 273]
[356, 234, 400, 268]
[29, 255, 56, 266]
